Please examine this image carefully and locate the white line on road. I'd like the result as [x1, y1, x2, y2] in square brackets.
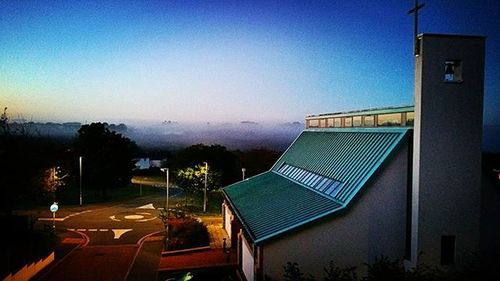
[136, 216, 158, 222]
[38, 210, 92, 222]
[109, 215, 121, 222]
[88, 229, 97, 232]
[99, 229, 108, 232]
[112, 229, 132, 239]
[67, 228, 75, 231]
[137, 203, 155, 209]
[77, 229, 86, 232]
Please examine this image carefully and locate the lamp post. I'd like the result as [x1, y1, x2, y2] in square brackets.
[242, 168, 246, 180]
[160, 167, 170, 248]
[79, 156, 83, 207]
[203, 162, 208, 213]
[160, 168, 170, 212]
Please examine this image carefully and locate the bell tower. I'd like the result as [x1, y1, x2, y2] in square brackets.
[411, 34, 485, 267]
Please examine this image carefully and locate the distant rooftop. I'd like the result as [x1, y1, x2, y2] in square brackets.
[305, 105, 414, 129]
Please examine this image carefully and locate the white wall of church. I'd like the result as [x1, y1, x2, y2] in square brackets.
[261, 143, 409, 280]
[224, 203, 233, 245]
[242, 235, 255, 281]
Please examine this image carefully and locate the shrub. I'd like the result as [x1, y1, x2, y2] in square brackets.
[283, 262, 315, 281]
[323, 261, 358, 281]
[167, 216, 209, 250]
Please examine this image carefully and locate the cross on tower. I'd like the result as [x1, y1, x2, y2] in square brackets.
[408, 0, 425, 56]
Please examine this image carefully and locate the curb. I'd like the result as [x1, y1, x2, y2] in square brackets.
[34, 230, 89, 281]
[123, 230, 165, 281]
[161, 245, 211, 256]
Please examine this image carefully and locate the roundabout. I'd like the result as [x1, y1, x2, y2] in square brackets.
[110, 211, 158, 222]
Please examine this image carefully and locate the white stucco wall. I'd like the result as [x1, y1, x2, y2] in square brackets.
[261, 143, 409, 280]
[224, 203, 233, 244]
[242, 235, 255, 281]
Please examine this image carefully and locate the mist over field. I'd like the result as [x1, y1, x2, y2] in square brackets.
[7, 119, 500, 153]
[7, 120, 305, 151]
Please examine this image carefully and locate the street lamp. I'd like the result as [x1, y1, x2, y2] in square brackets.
[79, 156, 83, 207]
[203, 162, 208, 213]
[242, 168, 246, 180]
[160, 167, 170, 248]
[160, 168, 170, 212]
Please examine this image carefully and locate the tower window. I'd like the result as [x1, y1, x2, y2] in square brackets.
[441, 235, 455, 265]
[444, 60, 463, 83]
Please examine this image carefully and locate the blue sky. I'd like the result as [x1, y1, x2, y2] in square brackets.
[1, 0, 499, 124]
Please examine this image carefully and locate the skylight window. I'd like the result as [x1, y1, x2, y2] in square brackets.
[277, 163, 343, 198]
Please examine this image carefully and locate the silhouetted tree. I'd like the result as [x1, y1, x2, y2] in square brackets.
[235, 148, 281, 178]
[74, 123, 137, 198]
[0, 132, 65, 213]
[0, 107, 9, 135]
[171, 144, 240, 186]
[176, 164, 221, 207]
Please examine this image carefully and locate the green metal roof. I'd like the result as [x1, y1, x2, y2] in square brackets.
[272, 128, 410, 204]
[223, 172, 343, 243]
[223, 127, 410, 244]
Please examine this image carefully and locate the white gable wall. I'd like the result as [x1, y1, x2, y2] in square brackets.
[261, 143, 409, 280]
[242, 235, 255, 281]
[224, 203, 233, 246]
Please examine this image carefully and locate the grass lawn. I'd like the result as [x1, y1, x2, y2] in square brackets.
[171, 190, 223, 216]
[55, 182, 159, 206]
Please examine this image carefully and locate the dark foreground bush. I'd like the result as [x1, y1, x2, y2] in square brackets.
[167, 216, 209, 251]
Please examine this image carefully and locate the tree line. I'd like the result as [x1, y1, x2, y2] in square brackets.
[0, 108, 280, 214]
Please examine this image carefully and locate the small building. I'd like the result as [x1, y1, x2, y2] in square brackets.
[222, 34, 497, 280]
[134, 158, 151, 170]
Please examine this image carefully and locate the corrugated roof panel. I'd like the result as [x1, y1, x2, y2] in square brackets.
[224, 128, 409, 244]
[272, 128, 409, 205]
[223, 172, 342, 242]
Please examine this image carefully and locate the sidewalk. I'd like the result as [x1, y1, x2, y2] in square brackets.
[198, 216, 228, 249]
[125, 234, 164, 281]
[32, 230, 86, 281]
[157, 216, 236, 274]
[158, 249, 237, 272]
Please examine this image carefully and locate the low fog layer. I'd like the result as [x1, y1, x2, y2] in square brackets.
[6, 121, 305, 151]
[7, 121, 499, 152]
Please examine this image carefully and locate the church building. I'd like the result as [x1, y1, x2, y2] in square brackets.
[222, 34, 496, 281]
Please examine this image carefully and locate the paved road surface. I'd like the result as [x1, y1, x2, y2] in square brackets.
[33, 192, 171, 281]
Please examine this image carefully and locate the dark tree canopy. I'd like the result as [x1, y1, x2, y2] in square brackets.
[0, 134, 65, 213]
[171, 144, 241, 186]
[235, 148, 281, 178]
[75, 123, 137, 197]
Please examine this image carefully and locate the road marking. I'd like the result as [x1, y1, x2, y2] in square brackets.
[137, 203, 155, 209]
[67, 228, 75, 231]
[109, 215, 121, 222]
[38, 210, 92, 222]
[88, 229, 98, 232]
[124, 215, 144, 220]
[77, 229, 86, 232]
[112, 229, 132, 239]
[99, 229, 108, 232]
[137, 216, 158, 222]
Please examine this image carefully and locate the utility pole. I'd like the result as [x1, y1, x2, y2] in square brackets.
[161, 168, 170, 248]
[203, 162, 208, 213]
[79, 156, 83, 207]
